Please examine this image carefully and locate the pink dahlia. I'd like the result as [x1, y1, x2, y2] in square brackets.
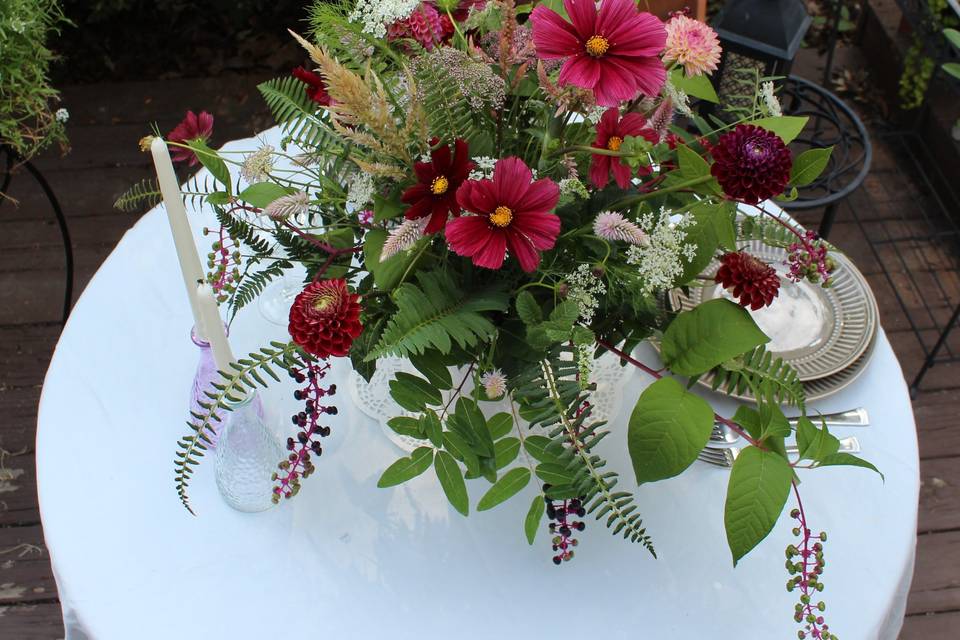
[292, 67, 332, 106]
[167, 110, 214, 166]
[662, 14, 721, 77]
[447, 157, 561, 272]
[530, 0, 667, 107]
[589, 107, 658, 189]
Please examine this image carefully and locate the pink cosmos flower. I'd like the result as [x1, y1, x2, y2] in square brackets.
[167, 110, 214, 166]
[662, 14, 722, 77]
[446, 157, 561, 272]
[530, 0, 667, 107]
[589, 107, 658, 189]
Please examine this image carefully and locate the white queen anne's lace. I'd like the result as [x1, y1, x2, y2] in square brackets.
[626, 209, 696, 294]
[348, 0, 420, 38]
[567, 264, 606, 324]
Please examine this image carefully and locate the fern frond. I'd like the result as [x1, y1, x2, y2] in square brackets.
[370, 270, 509, 359]
[258, 76, 339, 151]
[114, 178, 162, 212]
[710, 345, 806, 409]
[174, 341, 308, 514]
[229, 260, 293, 320]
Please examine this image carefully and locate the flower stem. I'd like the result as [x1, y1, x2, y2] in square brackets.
[609, 175, 714, 210]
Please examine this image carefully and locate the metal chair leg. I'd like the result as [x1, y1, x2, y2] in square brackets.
[910, 301, 960, 397]
[818, 202, 838, 240]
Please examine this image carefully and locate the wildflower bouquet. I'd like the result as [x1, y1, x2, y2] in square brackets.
[149, 2, 881, 636]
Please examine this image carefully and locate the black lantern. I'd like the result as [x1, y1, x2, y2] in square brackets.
[711, 0, 812, 76]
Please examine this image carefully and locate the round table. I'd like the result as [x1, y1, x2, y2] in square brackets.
[37, 129, 920, 639]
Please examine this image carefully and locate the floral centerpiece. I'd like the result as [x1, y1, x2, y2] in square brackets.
[131, 1, 881, 637]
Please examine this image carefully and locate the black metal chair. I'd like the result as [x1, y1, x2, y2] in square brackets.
[779, 74, 872, 240]
[0, 145, 73, 324]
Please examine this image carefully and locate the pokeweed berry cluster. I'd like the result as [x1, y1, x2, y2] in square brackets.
[785, 506, 834, 640]
[543, 485, 587, 565]
[786, 229, 836, 288]
[272, 361, 337, 503]
[203, 224, 241, 302]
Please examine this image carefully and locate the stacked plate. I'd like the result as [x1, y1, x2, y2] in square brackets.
[668, 240, 879, 401]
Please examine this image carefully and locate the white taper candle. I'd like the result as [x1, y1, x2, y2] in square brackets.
[196, 283, 236, 372]
[150, 136, 207, 339]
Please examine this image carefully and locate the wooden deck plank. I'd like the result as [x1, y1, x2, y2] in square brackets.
[0, 602, 64, 639]
[900, 610, 960, 639]
[907, 530, 960, 615]
[919, 457, 960, 534]
[0, 526, 56, 604]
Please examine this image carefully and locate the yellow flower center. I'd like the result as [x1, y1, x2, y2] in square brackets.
[312, 292, 336, 312]
[490, 206, 513, 228]
[585, 35, 610, 57]
[431, 175, 449, 195]
[607, 136, 623, 151]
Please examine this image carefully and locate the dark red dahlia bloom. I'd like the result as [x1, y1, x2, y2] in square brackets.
[402, 138, 475, 234]
[710, 124, 793, 205]
[715, 251, 781, 310]
[589, 107, 657, 189]
[447, 157, 561, 272]
[531, 0, 667, 106]
[292, 67, 332, 106]
[167, 110, 214, 166]
[288, 279, 362, 359]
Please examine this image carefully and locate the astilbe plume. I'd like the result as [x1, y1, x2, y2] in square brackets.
[715, 251, 781, 310]
[272, 362, 337, 502]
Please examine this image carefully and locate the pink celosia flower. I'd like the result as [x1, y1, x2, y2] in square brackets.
[593, 211, 647, 245]
[167, 110, 214, 166]
[446, 157, 561, 272]
[589, 107, 658, 189]
[530, 0, 667, 107]
[662, 14, 721, 77]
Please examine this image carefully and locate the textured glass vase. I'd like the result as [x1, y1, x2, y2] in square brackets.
[189, 327, 222, 448]
[214, 392, 282, 512]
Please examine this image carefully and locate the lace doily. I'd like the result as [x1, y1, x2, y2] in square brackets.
[348, 352, 633, 454]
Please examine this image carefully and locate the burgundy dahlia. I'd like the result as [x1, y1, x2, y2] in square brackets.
[402, 138, 475, 234]
[715, 251, 781, 310]
[288, 279, 362, 359]
[710, 124, 793, 204]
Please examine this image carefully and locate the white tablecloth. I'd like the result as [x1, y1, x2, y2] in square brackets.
[37, 129, 919, 639]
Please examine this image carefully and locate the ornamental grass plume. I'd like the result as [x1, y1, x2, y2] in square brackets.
[288, 279, 363, 359]
[662, 14, 721, 77]
[446, 157, 560, 272]
[715, 251, 781, 310]
[710, 124, 793, 205]
[531, 0, 667, 106]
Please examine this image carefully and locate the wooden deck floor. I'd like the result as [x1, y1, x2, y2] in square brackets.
[1, 76, 958, 638]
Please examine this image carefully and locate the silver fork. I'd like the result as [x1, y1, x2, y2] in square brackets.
[697, 436, 861, 468]
[709, 408, 870, 444]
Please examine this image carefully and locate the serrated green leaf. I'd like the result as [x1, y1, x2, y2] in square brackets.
[434, 450, 469, 516]
[661, 299, 770, 376]
[724, 447, 792, 565]
[377, 447, 434, 488]
[478, 468, 531, 511]
[790, 147, 833, 187]
[525, 494, 546, 544]
[516, 290, 543, 325]
[732, 406, 763, 441]
[628, 377, 715, 483]
[753, 116, 808, 145]
[373, 191, 403, 222]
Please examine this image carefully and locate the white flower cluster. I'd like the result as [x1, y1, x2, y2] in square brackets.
[55, 108, 69, 124]
[468, 156, 497, 180]
[348, 0, 420, 38]
[575, 343, 593, 390]
[626, 210, 697, 294]
[346, 171, 375, 210]
[761, 81, 782, 117]
[567, 264, 606, 324]
[586, 106, 607, 124]
[241, 145, 275, 183]
[559, 177, 589, 199]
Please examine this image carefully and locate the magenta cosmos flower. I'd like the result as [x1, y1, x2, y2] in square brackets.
[530, 0, 667, 107]
[446, 157, 561, 272]
[167, 110, 214, 166]
[590, 107, 658, 189]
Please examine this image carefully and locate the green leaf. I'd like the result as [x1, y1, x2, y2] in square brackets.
[759, 403, 791, 440]
[443, 431, 480, 476]
[724, 447, 793, 565]
[790, 148, 833, 187]
[944, 28, 960, 50]
[677, 143, 711, 178]
[238, 183, 294, 208]
[943, 62, 960, 81]
[628, 377, 715, 483]
[817, 452, 883, 479]
[732, 406, 763, 441]
[206, 191, 231, 205]
[753, 116, 808, 145]
[795, 416, 840, 462]
[478, 468, 531, 511]
[455, 397, 495, 457]
[377, 447, 434, 487]
[661, 299, 770, 376]
[410, 352, 453, 390]
[487, 412, 513, 439]
[525, 494, 546, 544]
[494, 437, 521, 469]
[421, 410, 443, 448]
[362, 229, 425, 291]
[535, 462, 574, 485]
[373, 191, 403, 222]
[434, 450, 469, 516]
[522, 435, 555, 462]
[187, 140, 232, 192]
[387, 416, 424, 439]
[670, 67, 719, 103]
[388, 372, 443, 412]
[516, 291, 543, 325]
